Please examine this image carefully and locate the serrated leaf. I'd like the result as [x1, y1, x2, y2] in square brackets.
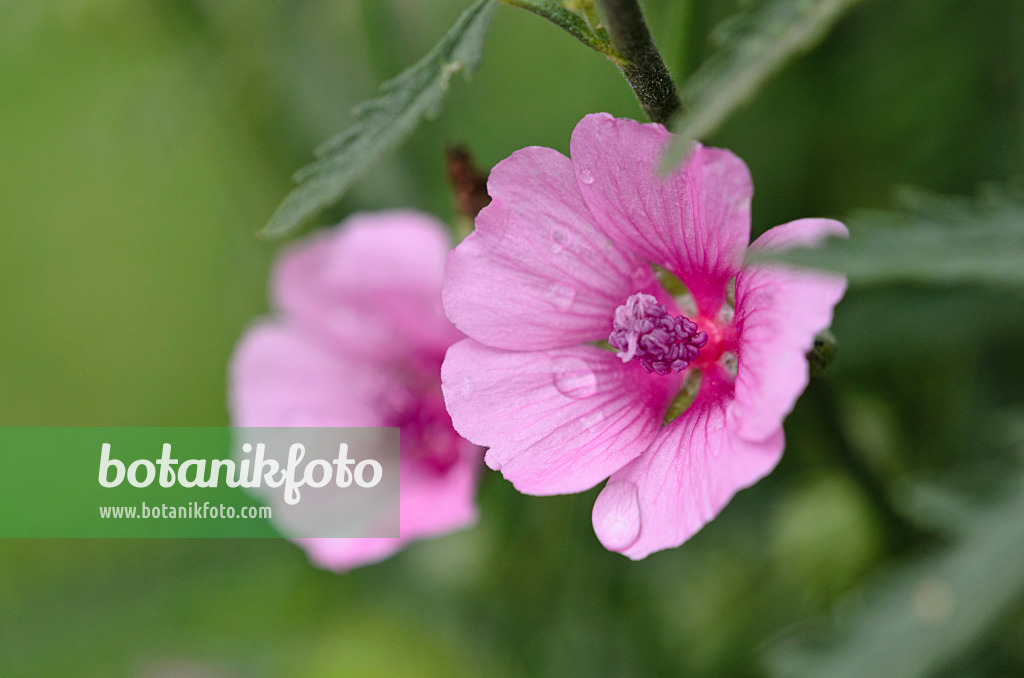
[661, 0, 862, 172]
[752, 184, 1024, 287]
[263, 0, 497, 238]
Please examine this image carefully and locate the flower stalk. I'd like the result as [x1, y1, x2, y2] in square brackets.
[501, 0, 682, 124]
[595, 0, 682, 124]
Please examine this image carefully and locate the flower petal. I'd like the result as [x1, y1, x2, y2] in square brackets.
[229, 322, 387, 427]
[274, 210, 460, 359]
[730, 218, 848, 442]
[569, 113, 752, 316]
[442, 338, 675, 494]
[296, 439, 479, 572]
[297, 537, 406, 571]
[593, 369, 784, 560]
[443, 146, 658, 351]
[231, 324, 482, 571]
[398, 439, 480, 539]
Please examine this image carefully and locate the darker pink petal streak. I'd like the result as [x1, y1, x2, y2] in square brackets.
[569, 113, 753, 316]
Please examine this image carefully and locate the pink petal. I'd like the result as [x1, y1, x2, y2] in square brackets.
[397, 438, 480, 539]
[593, 369, 784, 560]
[274, 210, 460, 360]
[231, 323, 482, 571]
[569, 113, 753, 316]
[296, 439, 480, 572]
[748, 216, 849, 251]
[297, 537, 407, 571]
[443, 146, 660, 351]
[229, 322, 387, 427]
[730, 218, 848, 442]
[231, 210, 484, 571]
[442, 338, 675, 495]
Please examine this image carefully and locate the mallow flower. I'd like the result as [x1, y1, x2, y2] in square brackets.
[441, 113, 847, 560]
[230, 211, 481, 570]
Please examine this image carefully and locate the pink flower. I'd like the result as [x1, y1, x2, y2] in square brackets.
[230, 211, 481, 570]
[441, 113, 847, 560]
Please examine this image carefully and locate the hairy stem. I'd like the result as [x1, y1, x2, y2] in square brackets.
[596, 0, 681, 124]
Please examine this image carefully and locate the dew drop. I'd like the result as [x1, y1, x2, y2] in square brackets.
[593, 480, 641, 551]
[579, 168, 595, 185]
[552, 358, 598, 399]
[542, 282, 576, 309]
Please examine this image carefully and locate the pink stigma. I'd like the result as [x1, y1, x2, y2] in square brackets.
[608, 293, 708, 375]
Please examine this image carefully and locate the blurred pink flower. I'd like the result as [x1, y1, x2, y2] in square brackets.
[230, 211, 481, 570]
[441, 113, 846, 559]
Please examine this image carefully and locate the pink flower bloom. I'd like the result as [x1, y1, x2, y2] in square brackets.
[441, 113, 847, 560]
[230, 210, 481, 570]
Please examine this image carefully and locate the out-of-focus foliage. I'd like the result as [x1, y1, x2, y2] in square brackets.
[2, 0, 1024, 677]
[263, 0, 496, 238]
[758, 184, 1024, 286]
[768, 421, 1024, 678]
[663, 0, 863, 169]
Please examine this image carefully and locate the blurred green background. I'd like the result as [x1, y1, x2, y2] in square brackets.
[2, 0, 1024, 676]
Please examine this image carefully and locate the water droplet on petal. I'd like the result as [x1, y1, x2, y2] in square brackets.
[552, 357, 598, 399]
[593, 480, 641, 551]
[542, 282, 576, 310]
[579, 168, 595, 185]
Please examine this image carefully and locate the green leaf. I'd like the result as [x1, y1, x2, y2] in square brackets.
[661, 0, 862, 172]
[752, 184, 1024, 287]
[262, 0, 497, 238]
[502, 0, 617, 57]
[765, 426, 1024, 678]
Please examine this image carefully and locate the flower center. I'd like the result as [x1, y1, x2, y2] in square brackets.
[391, 393, 462, 473]
[608, 293, 708, 375]
[379, 360, 462, 474]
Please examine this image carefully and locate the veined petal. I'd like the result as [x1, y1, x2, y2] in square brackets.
[274, 210, 460, 359]
[593, 369, 784, 560]
[442, 339, 675, 495]
[443, 146, 657, 351]
[570, 113, 752, 316]
[730, 218, 848, 442]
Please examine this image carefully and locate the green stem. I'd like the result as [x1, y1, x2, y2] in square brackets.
[595, 0, 682, 124]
